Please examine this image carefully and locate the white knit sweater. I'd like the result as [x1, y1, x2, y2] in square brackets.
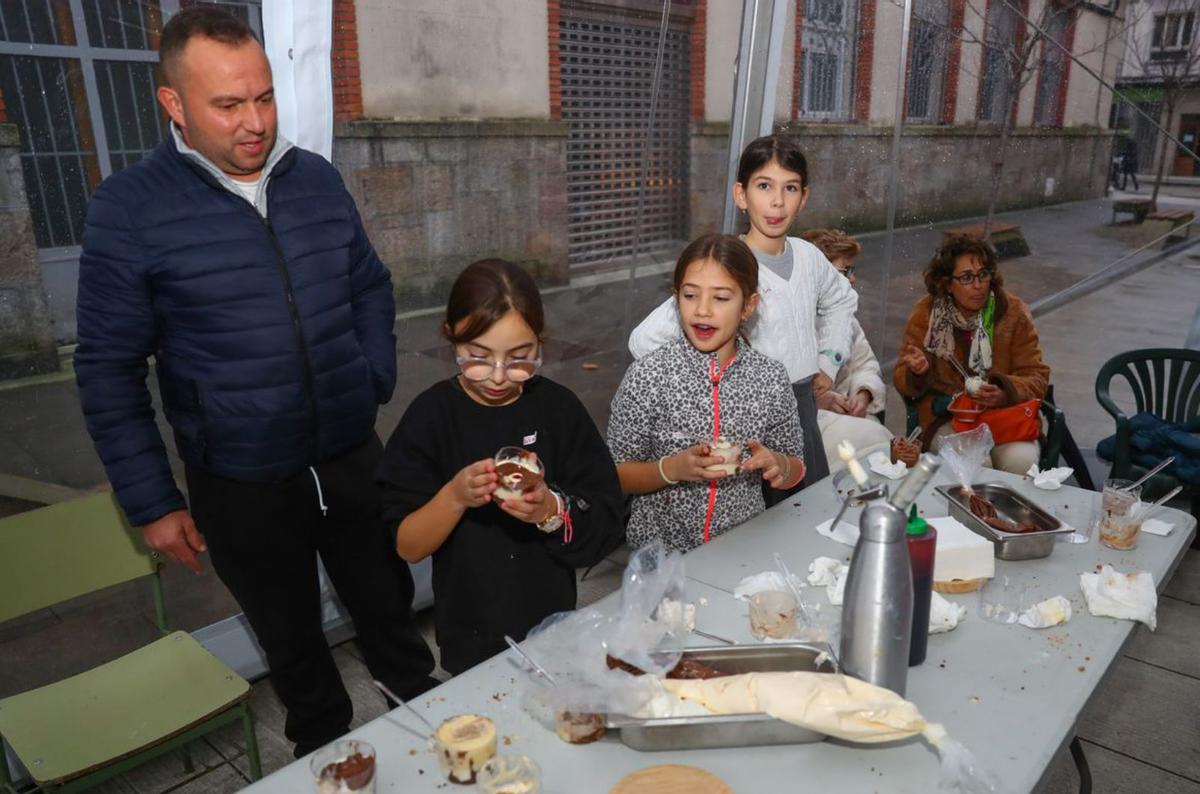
[628, 236, 858, 382]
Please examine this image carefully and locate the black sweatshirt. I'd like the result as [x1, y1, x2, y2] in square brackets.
[378, 376, 626, 674]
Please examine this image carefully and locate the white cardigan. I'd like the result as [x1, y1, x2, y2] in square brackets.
[628, 236, 858, 382]
[832, 318, 887, 414]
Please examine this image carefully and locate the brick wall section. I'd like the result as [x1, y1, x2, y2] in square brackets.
[942, 0, 967, 123]
[854, 0, 875, 122]
[792, 1, 804, 119]
[548, 0, 562, 119]
[332, 0, 363, 121]
[690, 0, 706, 120]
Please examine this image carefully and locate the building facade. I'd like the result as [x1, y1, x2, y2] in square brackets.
[0, 0, 1124, 375]
[1114, 0, 1200, 179]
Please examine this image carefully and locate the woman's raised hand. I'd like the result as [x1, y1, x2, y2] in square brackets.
[448, 458, 498, 509]
[899, 344, 930, 375]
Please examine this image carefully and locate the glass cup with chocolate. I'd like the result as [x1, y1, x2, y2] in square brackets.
[310, 739, 376, 794]
[1098, 478, 1142, 550]
[493, 447, 545, 502]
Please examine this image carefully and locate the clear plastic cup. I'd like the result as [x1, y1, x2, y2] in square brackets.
[977, 576, 1027, 625]
[1053, 497, 1096, 544]
[1098, 478, 1141, 550]
[310, 739, 376, 794]
[749, 590, 796, 639]
[1100, 508, 1143, 550]
[477, 755, 542, 793]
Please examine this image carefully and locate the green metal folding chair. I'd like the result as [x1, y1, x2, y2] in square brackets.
[0, 492, 262, 792]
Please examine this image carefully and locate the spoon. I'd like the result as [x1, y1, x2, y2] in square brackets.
[1132, 486, 1183, 523]
[904, 425, 923, 444]
[927, 346, 974, 381]
[504, 635, 558, 687]
[773, 552, 814, 629]
[372, 679, 437, 736]
[1119, 456, 1175, 492]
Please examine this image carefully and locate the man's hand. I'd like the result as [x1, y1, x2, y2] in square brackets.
[899, 344, 930, 376]
[816, 389, 850, 413]
[972, 383, 1008, 408]
[812, 371, 834, 397]
[142, 510, 206, 574]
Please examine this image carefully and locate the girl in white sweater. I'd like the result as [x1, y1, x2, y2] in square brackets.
[629, 135, 857, 492]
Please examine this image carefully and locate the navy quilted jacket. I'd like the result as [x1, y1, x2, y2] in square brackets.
[75, 136, 397, 526]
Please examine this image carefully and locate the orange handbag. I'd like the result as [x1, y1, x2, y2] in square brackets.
[949, 393, 1041, 445]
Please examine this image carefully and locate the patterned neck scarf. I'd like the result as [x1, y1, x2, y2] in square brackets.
[924, 292, 995, 376]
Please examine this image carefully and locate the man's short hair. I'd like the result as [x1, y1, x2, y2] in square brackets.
[159, 5, 258, 86]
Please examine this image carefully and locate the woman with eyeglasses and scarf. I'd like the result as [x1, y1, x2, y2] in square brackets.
[893, 235, 1050, 474]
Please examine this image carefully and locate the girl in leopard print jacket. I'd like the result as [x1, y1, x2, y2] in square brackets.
[607, 234, 806, 553]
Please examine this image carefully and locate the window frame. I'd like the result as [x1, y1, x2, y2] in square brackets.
[795, 0, 859, 122]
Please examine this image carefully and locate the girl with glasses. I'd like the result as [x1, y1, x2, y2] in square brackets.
[377, 259, 625, 675]
[894, 235, 1050, 474]
[607, 234, 805, 553]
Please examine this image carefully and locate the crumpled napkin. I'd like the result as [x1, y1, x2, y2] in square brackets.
[1026, 464, 1074, 490]
[929, 591, 967, 634]
[733, 571, 804, 601]
[1141, 518, 1174, 537]
[867, 450, 907, 480]
[1018, 595, 1072, 629]
[807, 557, 848, 605]
[1079, 565, 1157, 631]
[815, 518, 860, 547]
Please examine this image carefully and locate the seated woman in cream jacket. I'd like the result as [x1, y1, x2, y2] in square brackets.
[800, 230, 894, 469]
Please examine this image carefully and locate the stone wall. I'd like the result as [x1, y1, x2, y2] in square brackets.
[0, 124, 56, 378]
[332, 119, 569, 312]
[689, 122, 1113, 235]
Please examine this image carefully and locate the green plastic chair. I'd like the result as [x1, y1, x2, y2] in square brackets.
[1095, 347, 1200, 510]
[0, 492, 262, 792]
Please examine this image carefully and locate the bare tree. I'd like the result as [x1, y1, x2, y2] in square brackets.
[1119, 0, 1200, 207]
[957, 0, 1099, 234]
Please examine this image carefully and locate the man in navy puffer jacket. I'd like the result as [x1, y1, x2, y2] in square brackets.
[74, 6, 435, 756]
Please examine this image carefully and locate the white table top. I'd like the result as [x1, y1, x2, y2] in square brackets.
[243, 468, 1195, 793]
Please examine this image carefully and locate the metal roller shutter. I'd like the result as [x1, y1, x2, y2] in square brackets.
[559, 2, 691, 268]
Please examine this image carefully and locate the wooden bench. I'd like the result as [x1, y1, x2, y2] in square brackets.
[1146, 207, 1195, 244]
[942, 222, 1031, 259]
[1111, 197, 1154, 224]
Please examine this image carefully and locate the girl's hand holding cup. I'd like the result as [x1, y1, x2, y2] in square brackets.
[742, 439, 791, 489]
[664, 444, 728, 482]
[498, 480, 556, 524]
[449, 459, 498, 509]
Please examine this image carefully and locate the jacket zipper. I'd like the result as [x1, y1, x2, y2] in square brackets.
[247, 199, 321, 450]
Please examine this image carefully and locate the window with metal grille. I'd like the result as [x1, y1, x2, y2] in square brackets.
[558, 3, 691, 269]
[1033, 9, 1070, 128]
[0, 0, 261, 251]
[978, 0, 1018, 123]
[797, 0, 857, 120]
[905, 0, 950, 123]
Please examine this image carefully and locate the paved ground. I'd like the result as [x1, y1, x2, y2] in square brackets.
[1, 194, 1198, 792]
